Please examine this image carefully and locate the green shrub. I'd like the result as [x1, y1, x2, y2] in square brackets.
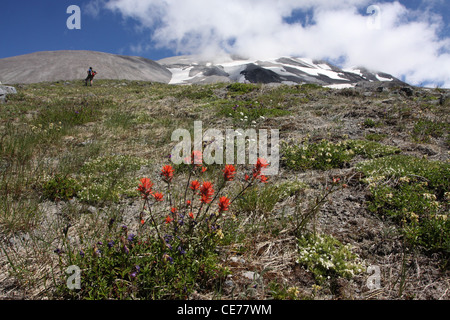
[358, 156, 450, 254]
[227, 83, 258, 95]
[282, 139, 354, 171]
[365, 133, 387, 142]
[362, 118, 382, 128]
[411, 119, 449, 143]
[77, 155, 150, 204]
[297, 233, 364, 284]
[42, 174, 80, 201]
[348, 140, 401, 159]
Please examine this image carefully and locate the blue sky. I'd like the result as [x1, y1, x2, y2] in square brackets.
[0, 0, 172, 60]
[1, 0, 449, 86]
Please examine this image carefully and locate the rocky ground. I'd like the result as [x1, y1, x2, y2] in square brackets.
[0, 80, 448, 300]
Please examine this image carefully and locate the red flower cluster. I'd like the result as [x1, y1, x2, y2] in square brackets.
[152, 192, 164, 202]
[161, 165, 174, 182]
[218, 196, 230, 212]
[223, 164, 236, 182]
[165, 216, 173, 224]
[251, 158, 269, 183]
[137, 178, 153, 199]
[190, 180, 201, 191]
[200, 181, 214, 204]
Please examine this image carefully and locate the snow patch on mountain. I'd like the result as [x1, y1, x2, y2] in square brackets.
[159, 55, 404, 87]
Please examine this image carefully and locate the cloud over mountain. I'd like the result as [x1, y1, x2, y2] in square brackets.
[98, 0, 450, 87]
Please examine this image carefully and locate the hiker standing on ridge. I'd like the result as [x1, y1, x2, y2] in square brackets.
[85, 67, 97, 86]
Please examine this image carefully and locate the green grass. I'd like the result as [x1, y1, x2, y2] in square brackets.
[358, 155, 449, 255]
[76, 155, 151, 204]
[226, 83, 260, 95]
[411, 119, 449, 143]
[281, 139, 400, 171]
[217, 100, 291, 125]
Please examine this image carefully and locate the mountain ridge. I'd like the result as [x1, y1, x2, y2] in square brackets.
[0, 50, 407, 87]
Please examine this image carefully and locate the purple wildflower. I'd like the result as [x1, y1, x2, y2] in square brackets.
[163, 253, 174, 264]
[127, 234, 136, 243]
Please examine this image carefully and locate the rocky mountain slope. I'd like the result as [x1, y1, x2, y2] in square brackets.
[0, 51, 406, 88]
[0, 50, 172, 84]
[158, 54, 406, 87]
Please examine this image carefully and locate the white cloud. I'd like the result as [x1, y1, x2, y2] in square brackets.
[84, 0, 107, 18]
[99, 0, 450, 87]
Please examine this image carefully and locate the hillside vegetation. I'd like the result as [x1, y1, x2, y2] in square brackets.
[0, 80, 448, 300]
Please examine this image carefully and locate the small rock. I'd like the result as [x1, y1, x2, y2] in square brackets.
[230, 256, 246, 264]
[400, 87, 414, 97]
[224, 280, 234, 288]
[376, 86, 388, 93]
[381, 98, 395, 104]
[416, 144, 439, 156]
[80, 140, 93, 146]
[87, 206, 97, 214]
[440, 93, 450, 106]
[242, 271, 260, 281]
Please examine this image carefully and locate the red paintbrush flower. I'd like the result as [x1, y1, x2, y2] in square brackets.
[152, 192, 164, 202]
[252, 158, 269, 180]
[161, 165, 174, 182]
[259, 175, 268, 183]
[137, 178, 153, 199]
[200, 181, 214, 204]
[190, 180, 201, 191]
[218, 196, 230, 212]
[165, 216, 173, 224]
[223, 164, 236, 182]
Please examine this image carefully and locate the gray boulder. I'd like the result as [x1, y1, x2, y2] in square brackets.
[440, 92, 450, 106]
[0, 85, 17, 103]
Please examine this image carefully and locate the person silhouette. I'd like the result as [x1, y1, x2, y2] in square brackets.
[85, 67, 97, 86]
